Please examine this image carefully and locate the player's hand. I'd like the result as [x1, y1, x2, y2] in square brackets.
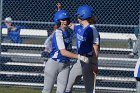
[56, 3, 62, 11]
[8, 26, 17, 31]
[7, 25, 13, 29]
[78, 54, 89, 63]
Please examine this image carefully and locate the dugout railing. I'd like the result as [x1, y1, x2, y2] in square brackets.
[0, 27, 138, 93]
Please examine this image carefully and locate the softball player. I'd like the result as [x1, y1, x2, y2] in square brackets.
[134, 59, 140, 93]
[41, 32, 54, 58]
[132, 35, 140, 93]
[3, 17, 22, 43]
[65, 5, 100, 93]
[42, 10, 89, 93]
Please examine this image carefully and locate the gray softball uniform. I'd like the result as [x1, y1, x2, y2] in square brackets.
[66, 57, 97, 93]
[133, 36, 140, 93]
[42, 58, 70, 93]
[65, 24, 100, 93]
[42, 28, 72, 93]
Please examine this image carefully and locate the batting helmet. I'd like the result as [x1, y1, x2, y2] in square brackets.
[54, 10, 70, 25]
[75, 5, 94, 20]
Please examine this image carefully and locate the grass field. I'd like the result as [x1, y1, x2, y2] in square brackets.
[23, 37, 130, 48]
[0, 87, 41, 93]
[0, 87, 86, 93]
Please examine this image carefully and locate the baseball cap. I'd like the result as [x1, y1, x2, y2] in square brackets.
[5, 17, 12, 23]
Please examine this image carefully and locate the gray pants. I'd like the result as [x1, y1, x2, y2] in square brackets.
[136, 81, 140, 93]
[65, 57, 96, 93]
[42, 58, 70, 93]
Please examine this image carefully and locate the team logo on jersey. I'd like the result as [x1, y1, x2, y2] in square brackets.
[77, 34, 86, 41]
[63, 13, 67, 15]
[78, 29, 81, 33]
[64, 38, 71, 43]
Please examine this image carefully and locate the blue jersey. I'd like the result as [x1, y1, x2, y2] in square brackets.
[7, 26, 22, 43]
[134, 59, 140, 78]
[50, 28, 72, 63]
[74, 24, 100, 55]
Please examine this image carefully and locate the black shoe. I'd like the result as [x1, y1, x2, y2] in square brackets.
[41, 51, 50, 58]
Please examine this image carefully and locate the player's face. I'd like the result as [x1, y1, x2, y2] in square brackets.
[77, 18, 82, 24]
[60, 19, 69, 28]
[5, 21, 12, 28]
[60, 20, 67, 28]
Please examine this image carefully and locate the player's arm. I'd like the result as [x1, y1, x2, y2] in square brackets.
[68, 23, 74, 30]
[92, 28, 100, 60]
[92, 28, 100, 74]
[60, 49, 78, 59]
[92, 44, 99, 62]
[7, 24, 17, 31]
[92, 44, 99, 74]
[11, 26, 17, 31]
[60, 49, 89, 63]
[55, 30, 88, 62]
[55, 30, 78, 59]
[56, 3, 62, 11]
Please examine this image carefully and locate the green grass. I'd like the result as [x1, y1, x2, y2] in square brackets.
[22, 37, 130, 49]
[101, 40, 128, 48]
[0, 87, 85, 93]
[0, 87, 41, 93]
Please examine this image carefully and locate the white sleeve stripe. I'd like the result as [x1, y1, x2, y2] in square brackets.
[55, 30, 65, 50]
[134, 58, 140, 77]
[90, 25, 95, 28]
[93, 38, 100, 45]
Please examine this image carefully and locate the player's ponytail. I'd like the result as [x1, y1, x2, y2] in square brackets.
[53, 24, 59, 31]
[88, 16, 96, 24]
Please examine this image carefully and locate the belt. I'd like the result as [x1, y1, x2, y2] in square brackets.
[81, 54, 93, 57]
[51, 58, 70, 64]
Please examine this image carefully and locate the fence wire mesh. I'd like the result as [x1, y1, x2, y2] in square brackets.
[0, 0, 140, 93]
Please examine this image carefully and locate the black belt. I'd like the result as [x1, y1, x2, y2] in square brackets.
[81, 54, 93, 57]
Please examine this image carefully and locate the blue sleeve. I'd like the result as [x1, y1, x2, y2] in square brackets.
[74, 25, 78, 34]
[74, 25, 81, 34]
[15, 26, 21, 30]
[1, 25, 7, 28]
[86, 27, 94, 42]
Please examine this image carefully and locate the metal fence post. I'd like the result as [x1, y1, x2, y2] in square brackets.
[0, 0, 3, 59]
[139, 11, 140, 34]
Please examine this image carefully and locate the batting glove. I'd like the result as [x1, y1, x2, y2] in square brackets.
[78, 54, 89, 63]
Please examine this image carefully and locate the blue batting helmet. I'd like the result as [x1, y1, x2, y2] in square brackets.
[75, 5, 94, 20]
[54, 10, 70, 25]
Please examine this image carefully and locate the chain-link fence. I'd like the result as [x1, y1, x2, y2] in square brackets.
[0, 0, 140, 93]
